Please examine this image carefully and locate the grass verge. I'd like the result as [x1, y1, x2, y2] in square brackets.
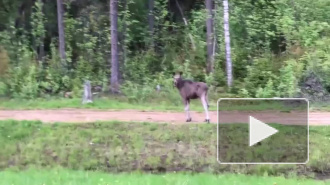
[0, 97, 314, 112]
[0, 120, 329, 179]
[0, 169, 328, 185]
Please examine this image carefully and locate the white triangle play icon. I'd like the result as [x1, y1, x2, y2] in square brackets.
[249, 116, 278, 147]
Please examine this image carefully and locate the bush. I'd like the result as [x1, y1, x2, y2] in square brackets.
[0, 46, 9, 77]
[255, 79, 277, 98]
[121, 81, 155, 103]
[244, 57, 279, 97]
[242, 56, 302, 98]
[123, 51, 154, 85]
[301, 38, 330, 91]
[5, 65, 40, 99]
[18, 65, 39, 99]
[0, 81, 7, 96]
[277, 60, 301, 97]
[121, 72, 181, 105]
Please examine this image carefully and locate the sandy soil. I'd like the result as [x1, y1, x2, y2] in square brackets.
[0, 109, 328, 125]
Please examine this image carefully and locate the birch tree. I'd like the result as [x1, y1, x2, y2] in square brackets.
[223, 0, 233, 87]
[110, 0, 120, 93]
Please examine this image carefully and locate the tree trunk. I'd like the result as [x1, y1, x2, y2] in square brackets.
[110, 0, 119, 93]
[206, 0, 214, 73]
[223, 0, 233, 87]
[118, 0, 127, 83]
[148, 0, 155, 48]
[213, 1, 219, 59]
[56, 0, 66, 64]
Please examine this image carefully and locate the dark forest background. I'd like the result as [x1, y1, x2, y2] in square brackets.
[0, 0, 329, 101]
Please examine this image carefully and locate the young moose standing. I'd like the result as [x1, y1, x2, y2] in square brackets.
[173, 72, 210, 123]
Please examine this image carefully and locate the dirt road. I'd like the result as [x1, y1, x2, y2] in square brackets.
[0, 109, 329, 125]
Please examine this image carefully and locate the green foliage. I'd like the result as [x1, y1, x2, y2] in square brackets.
[123, 50, 154, 84]
[0, 0, 330, 99]
[0, 47, 9, 76]
[30, 0, 46, 54]
[244, 57, 278, 97]
[243, 57, 301, 98]
[277, 60, 300, 97]
[18, 65, 39, 99]
[0, 81, 7, 96]
[301, 38, 330, 89]
[121, 72, 180, 105]
[255, 79, 277, 98]
[6, 65, 39, 99]
[121, 81, 155, 103]
[238, 88, 250, 98]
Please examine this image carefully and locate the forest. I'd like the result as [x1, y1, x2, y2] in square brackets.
[0, 0, 329, 102]
[1, 1, 330, 183]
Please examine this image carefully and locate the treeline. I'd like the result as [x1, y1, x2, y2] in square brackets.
[0, 0, 329, 100]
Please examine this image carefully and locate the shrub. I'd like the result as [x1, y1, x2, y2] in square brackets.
[121, 81, 154, 103]
[121, 72, 181, 105]
[238, 88, 251, 98]
[277, 60, 300, 97]
[301, 38, 330, 91]
[5, 65, 40, 99]
[244, 57, 278, 97]
[243, 56, 302, 98]
[0, 81, 7, 96]
[255, 79, 277, 98]
[0, 47, 9, 77]
[19, 65, 39, 99]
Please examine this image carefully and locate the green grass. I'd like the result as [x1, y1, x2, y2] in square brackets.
[219, 123, 308, 163]
[218, 99, 306, 111]
[0, 97, 207, 111]
[0, 169, 328, 185]
[0, 97, 313, 112]
[0, 120, 329, 178]
[310, 102, 330, 112]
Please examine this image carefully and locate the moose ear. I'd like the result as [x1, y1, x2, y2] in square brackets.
[179, 71, 183, 76]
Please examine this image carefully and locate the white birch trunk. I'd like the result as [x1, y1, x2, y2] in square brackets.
[223, 0, 233, 87]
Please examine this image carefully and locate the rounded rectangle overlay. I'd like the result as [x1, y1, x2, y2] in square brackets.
[217, 98, 309, 165]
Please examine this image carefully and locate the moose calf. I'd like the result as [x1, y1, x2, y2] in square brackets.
[173, 72, 210, 123]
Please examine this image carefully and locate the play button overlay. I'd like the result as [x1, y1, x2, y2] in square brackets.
[217, 98, 309, 164]
[249, 116, 278, 147]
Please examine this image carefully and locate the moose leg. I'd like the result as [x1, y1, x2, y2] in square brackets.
[206, 92, 210, 108]
[184, 99, 192, 122]
[201, 93, 210, 123]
